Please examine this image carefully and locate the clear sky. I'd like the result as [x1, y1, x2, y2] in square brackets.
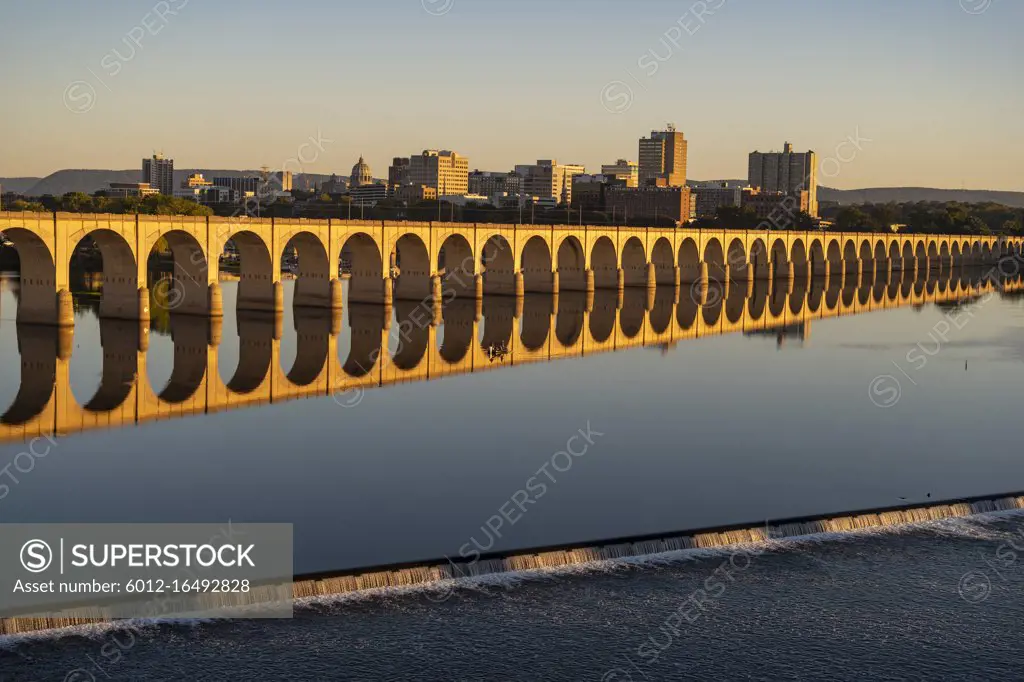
[1, 0, 1021, 189]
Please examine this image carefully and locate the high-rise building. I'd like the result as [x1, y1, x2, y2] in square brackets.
[409, 150, 470, 196]
[748, 142, 818, 217]
[638, 126, 687, 187]
[600, 159, 639, 188]
[142, 153, 174, 195]
[388, 157, 411, 192]
[514, 160, 586, 205]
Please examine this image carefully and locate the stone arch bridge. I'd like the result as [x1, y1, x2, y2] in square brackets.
[0, 211, 1019, 326]
[1, 266, 1020, 445]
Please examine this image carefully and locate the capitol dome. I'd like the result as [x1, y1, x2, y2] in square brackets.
[350, 156, 373, 188]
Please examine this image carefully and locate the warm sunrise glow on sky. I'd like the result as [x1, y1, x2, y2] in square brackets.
[1, 0, 1021, 189]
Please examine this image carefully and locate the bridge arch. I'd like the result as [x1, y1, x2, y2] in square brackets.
[393, 233, 431, 300]
[147, 230, 209, 317]
[284, 231, 330, 309]
[521, 235, 554, 293]
[481, 234, 515, 296]
[750, 238, 769, 280]
[591, 236, 618, 289]
[437, 233, 476, 298]
[621, 237, 647, 287]
[791, 239, 808, 271]
[391, 300, 431, 370]
[652, 237, 675, 286]
[340, 232, 385, 304]
[222, 230, 274, 312]
[770, 238, 789, 269]
[826, 239, 842, 274]
[726, 238, 747, 280]
[843, 239, 857, 265]
[71, 229, 139, 320]
[808, 239, 824, 277]
[678, 238, 700, 282]
[556, 235, 586, 291]
[703, 238, 725, 281]
[3, 227, 57, 325]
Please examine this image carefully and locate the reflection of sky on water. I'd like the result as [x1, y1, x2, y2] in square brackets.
[1, 274, 1024, 575]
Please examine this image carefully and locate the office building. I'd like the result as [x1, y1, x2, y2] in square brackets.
[748, 142, 818, 217]
[692, 182, 744, 218]
[514, 160, 586, 205]
[409, 150, 470, 195]
[571, 174, 627, 211]
[468, 170, 523, 197]
[600, 159, 639, 188]
[142, 153, 174, 195]
[606, 185, 692, 226]
[107, 182, 159, 199]
[638, 126, 687, 187]
[388, 157, 411, 192]
[740, 188, 810, 220]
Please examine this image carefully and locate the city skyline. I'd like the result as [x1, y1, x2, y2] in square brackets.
[1, 0, 1021, 190]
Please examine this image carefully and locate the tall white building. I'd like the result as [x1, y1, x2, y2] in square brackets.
[409, 150, 470, 196]
[142, 153, 174, 196]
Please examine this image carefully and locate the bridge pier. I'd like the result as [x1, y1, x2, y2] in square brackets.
[514, 272, 525, 297]
[474, 274, 484, 299]
[137, 287, 151, 323]
[431, 274, 443, 302]
[552, 270, 561, 295]
[616, 268, 625, 292]
[329, 279, 343, 310]
[585, 269, 595, 293]
[646, 263, 657, 289]
[57, 289, 74, 327]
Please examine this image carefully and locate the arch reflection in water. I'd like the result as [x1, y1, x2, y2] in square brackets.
[0, 265, 1022, 443]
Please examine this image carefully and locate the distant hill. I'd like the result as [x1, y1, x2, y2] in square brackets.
[1, 169, 310, 197]
[819, 186, 1024, 208]
[0, 177, 43, 194]
[5, 170, 1022, 209]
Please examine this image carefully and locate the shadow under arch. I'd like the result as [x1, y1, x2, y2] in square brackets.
[621, 237, 647, 287]
[158, 313, 211, 403]
[651, 238, 674, 286]
[438, 234, 476, 298]
[591, 236, 618, 289]
[147, 229, 209, 317]
[679, 238, 700, 282]
[0, 324, 60, 425]
[620, 288, 646, 338]
[789, 275, 807, 316]
[481, 234, 515, 296]
[284, 307, 332, 387]
[342, 304, 385, 378]
[439, 298, 475, 364]
[747, 280, 769, 320]
[480, 295, 515, 351]
[340, 232, 385, 304]
[72, 229, 139, 320]
[556, 236, 586, 291]
[82, 318, 140, 411]
[519, 293, 553, 350]
[285, 231, 331, 309]
[224, 230, 274, 312]
[806, 277, 824, 314]
[650, 286, 675, 333]
[223, 310, 274, 393]
[4, 228, 58, 325]
[589, 289, 617, 342]
[726, 281, 747, 323]
[555, 291, 586, 347]
[390, 300, 431, 370]
[522, 236, 554, 294]
[393, 233, 431, 301]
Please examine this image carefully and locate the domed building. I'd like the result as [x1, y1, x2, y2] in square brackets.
[350, 156, 373, 188]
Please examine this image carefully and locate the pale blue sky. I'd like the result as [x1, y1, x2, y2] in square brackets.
[1, 0, 1021, 189]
